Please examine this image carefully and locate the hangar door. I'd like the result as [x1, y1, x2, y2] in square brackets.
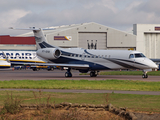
[78, 32, 107, 49]
[145, 33, 160, 58]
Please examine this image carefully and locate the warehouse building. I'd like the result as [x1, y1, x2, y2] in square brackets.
[20, 22, 136, 50]
[133, 24, 160, 59]
[0, 22, 160, 59]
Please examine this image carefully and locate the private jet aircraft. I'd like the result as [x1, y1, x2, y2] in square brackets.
[11, 27, 158, 78]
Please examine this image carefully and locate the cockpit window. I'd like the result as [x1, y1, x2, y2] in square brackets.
[135, 53, 146, 58]
[129, 54, 134, 59]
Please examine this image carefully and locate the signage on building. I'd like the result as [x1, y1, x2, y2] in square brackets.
[155, 27, 160, 31]
[54, 36, 72, 41]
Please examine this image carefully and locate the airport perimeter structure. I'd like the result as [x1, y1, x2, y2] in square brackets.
[0, 22, 160, 60]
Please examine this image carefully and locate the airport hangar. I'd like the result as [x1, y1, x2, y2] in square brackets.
[0, 22, 160, 60]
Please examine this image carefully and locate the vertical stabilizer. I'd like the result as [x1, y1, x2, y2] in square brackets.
[31, 28, 57, 49]
[10, 27, 57, 50]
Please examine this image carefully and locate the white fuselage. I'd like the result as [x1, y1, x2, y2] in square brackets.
[0, 51, 46, 64]
[45, 47, 157, 71]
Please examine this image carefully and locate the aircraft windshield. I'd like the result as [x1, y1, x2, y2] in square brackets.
[129, 53, 146, 59]
[134, 53, 146, 58]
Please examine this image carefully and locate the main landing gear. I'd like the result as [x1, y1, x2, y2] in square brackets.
[90, 71, 98, 77]
[65, 68, 72, 77]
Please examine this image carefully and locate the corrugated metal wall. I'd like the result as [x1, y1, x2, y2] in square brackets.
[145, 33, 160, 58]
[78, 32, 107, 49]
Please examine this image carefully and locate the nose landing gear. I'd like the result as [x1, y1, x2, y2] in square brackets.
[142, 70, 148, 78]
[142, 74, 148, 78]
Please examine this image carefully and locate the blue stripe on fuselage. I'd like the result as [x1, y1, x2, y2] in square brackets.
[49, 56, 110, 70]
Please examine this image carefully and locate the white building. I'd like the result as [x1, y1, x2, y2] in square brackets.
[21, 22, 136, 50]
[133, 24, 160, 59]
[1, 22, 159, 59]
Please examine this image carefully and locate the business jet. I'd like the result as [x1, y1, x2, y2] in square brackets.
[10, 27, 158, 78]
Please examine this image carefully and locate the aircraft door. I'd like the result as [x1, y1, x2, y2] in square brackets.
[129, 54, 135, 67]
[81, 53, 85, 60]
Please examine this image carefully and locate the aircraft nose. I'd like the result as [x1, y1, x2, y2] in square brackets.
[149, 60, 158, 69]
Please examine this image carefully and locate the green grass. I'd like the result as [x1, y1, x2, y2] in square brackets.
[0, 91, 160, 112]
[80, 71, 160, 76]
[0, 80, 160, 91]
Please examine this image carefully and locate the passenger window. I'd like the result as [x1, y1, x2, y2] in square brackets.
[129, 54, 134, 59]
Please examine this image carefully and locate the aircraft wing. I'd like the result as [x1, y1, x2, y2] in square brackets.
[150, 59, 160, 62]
[11, 62, 89, 69]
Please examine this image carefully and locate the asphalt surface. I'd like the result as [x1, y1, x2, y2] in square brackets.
[0, 69, 160, 81]
[0, 69, 159, 95]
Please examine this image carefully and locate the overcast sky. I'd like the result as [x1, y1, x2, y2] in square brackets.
[0, 0, 160, 36]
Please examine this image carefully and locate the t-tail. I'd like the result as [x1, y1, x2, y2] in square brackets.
[31, 27, 58, 49]
[10, 27, 57, 50]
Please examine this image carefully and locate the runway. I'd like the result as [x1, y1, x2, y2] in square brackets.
[0, 69, 159, 81]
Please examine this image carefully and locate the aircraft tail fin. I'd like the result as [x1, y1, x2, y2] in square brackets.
[10, 27, 57, 50]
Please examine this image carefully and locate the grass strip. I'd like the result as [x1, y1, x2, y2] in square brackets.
[0, 80, 160, 91]
[0, 91, 160, 112]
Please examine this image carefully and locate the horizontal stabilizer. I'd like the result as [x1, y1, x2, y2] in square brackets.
[9, 27, 55, 31]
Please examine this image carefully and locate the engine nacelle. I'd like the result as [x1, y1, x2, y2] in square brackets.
[36, 48, 61, 59]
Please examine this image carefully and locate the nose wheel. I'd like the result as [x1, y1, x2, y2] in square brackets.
[142, 74, 148, 78]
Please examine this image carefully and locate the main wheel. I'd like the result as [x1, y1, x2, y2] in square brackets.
[65, 72, 72, 77]
[90, 72, 97, 77]
[90, 72, 94, 77]
[65, 72, 69, 77]
[69, 72, 72, 77]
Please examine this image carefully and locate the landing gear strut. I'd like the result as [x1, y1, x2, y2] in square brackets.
[90, 71, 98, 77]
[142, 71, 148, 78]
[65, 68, 72, 77]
